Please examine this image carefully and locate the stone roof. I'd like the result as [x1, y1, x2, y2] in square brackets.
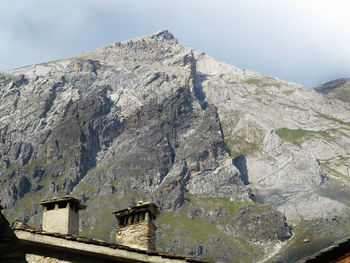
[12, 222, 211, 263]
[113, 201, 160, 218]
[39, 196, 86, 210]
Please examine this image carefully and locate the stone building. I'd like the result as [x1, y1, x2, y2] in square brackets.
[39, 197, 86, 236]
[114, 200, 159, 250]
[8, 197, 210, 263]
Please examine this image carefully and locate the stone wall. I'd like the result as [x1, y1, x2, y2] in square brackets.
[26, 254, 72, 263]
[116, 220, 157, 250]
[68, 204, 79, 235]
[25, 249, 119, 263]
[42, 203, 79, 235]
[15, 229, 201, 263]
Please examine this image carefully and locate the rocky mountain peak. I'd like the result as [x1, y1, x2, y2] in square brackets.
[149, 29, 176, 41]
[111, 29, 178, 50]
[1, 31, 350, 262]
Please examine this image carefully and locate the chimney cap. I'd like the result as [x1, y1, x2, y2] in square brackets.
[113, 201, 160, 218]
[39, 196, 86, 210]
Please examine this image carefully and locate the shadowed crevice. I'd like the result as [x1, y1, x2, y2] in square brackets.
[232, 155, 249, 185]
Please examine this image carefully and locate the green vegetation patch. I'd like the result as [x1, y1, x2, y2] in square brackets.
[0, 163, 14, 172]
[0, 160, 48, 172]
[243, 77, 282, 88]
[276, 128, 331, 146]
[319, 113, 350, 126]
[244, 78, 261, 85]
[320, 161, 346, 178]
[78, 195, 117, 241]
[5, 191, 43, 225]
[157, 195, 263, 261]
[158, 211, 218, 242]
[24, 160, 48, 171]
[337, 155, 350, 161]
[226, 135, 261, 158]
[86, 161, 114, 177]
[225, 80, 238, 86]
[223, 122, 264, 158]
[187, 194, 253, 215]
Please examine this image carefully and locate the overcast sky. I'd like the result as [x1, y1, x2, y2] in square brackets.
[1, 0, 350, 87]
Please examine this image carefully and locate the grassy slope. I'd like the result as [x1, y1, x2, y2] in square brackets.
[156, 194, 273, 262]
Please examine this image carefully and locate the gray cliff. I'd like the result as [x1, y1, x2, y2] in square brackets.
[1, 30, 350, 262]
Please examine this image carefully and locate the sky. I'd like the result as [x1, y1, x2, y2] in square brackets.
[1, 0, 350, 87]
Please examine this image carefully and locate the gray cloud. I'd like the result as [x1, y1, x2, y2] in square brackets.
[1, 0, 349, 87]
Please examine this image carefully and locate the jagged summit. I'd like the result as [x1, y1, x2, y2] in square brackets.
[5, 30, 178, 75]
[146, 29, 176, 41]
[112, 29, 178, 48]
[5, 30, 182, 80]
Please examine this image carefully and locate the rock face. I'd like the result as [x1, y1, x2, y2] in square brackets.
[1, 30, 350, 262]
[314, 78, 350, 103]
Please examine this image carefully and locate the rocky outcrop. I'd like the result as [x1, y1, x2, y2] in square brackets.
[218, 204, 292, 241]
[1, 30, 350, 262]
[314, 78, 350, 103]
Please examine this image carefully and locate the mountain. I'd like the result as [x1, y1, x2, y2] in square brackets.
[314, 78, 350, 103]
[1, 30, 350, 262]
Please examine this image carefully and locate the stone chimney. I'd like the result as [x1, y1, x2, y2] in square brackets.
[113, 201, 160, 250]
[39, 197, 86, 235]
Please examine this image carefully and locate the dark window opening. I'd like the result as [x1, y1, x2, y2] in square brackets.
[58, 202, 67, 209]
[46, 203, 55, 211]
[119, 216, 126, 226]
[118, 213, 147, 226]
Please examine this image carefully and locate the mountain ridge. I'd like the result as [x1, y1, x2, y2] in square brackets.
[1, 30, 350, 262]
